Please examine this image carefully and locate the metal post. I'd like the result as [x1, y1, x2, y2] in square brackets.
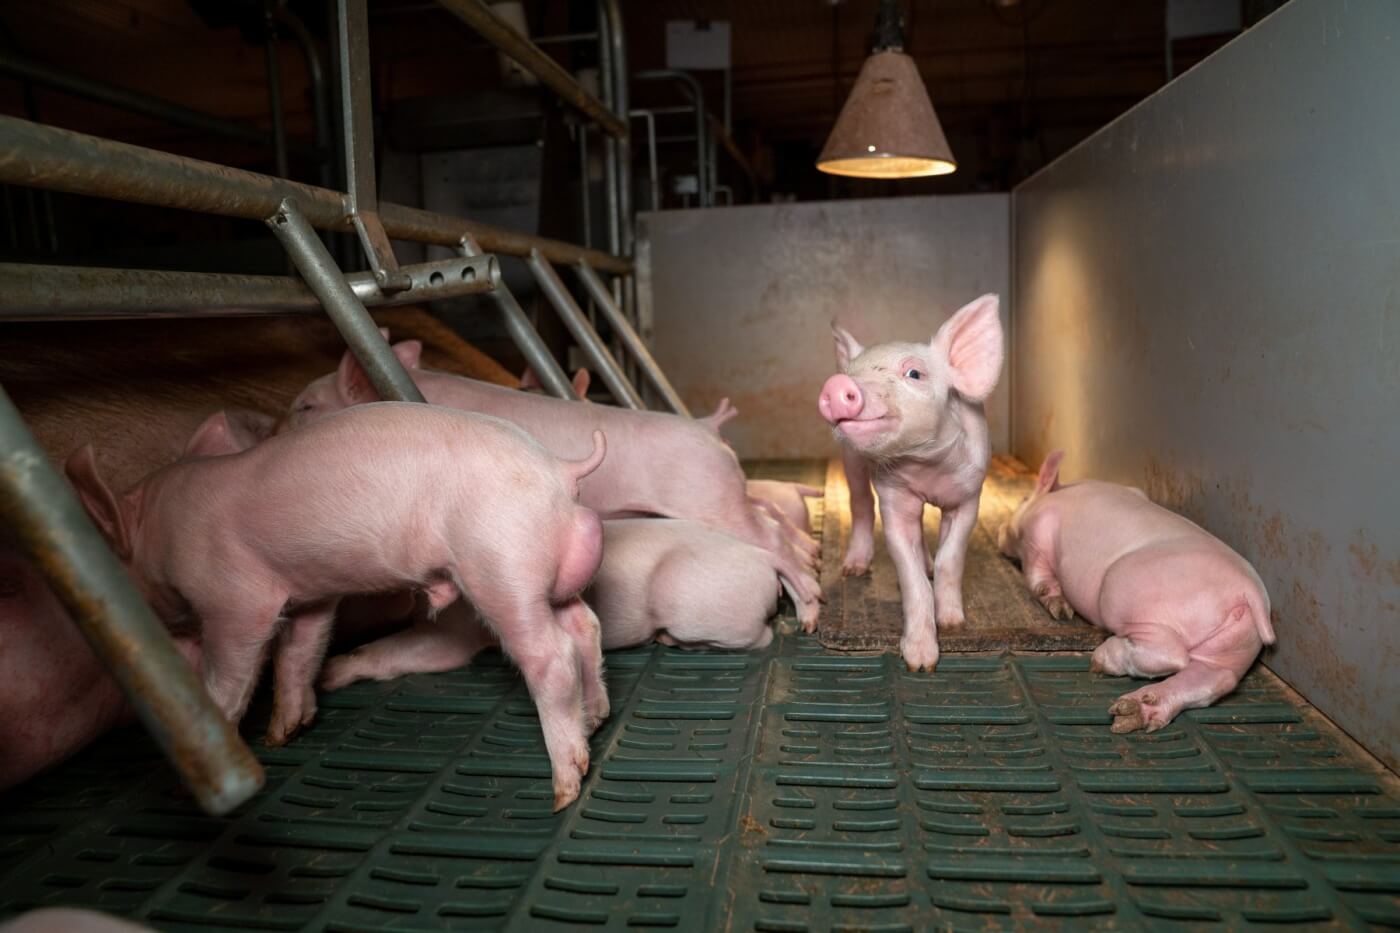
[597, 9, 621, 261]
[0, 386, 264, 816]
[575, 261, 688, 416]
[267, 198, 425, 403]
[337, 0, 409, 291]
[459, 236, 579, 401]
[527, 249, 643, 409]
[264, 3, 289, 180]
[630, 110, 660, 212]
[600, 0, 632, 255]
[577, 122, 591, 248]
[273, 4, 334, 190]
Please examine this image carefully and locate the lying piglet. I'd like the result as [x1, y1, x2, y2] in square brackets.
[998, 452, 1275, 733]
[818, 295, 1004, 671]
[320, 517, 798, 690]
[67, 402, 609, 808]
[747, 480, 822, 537]
[281, 340, 822, 624]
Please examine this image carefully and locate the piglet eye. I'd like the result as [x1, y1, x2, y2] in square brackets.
[904, 368, 923, 380]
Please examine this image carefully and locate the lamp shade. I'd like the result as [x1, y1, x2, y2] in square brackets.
[817, 50, 956, 178]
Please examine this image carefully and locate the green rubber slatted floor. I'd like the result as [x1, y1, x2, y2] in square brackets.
[2, 637, 1398, 931]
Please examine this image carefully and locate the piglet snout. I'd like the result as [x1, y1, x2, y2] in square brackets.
[818, 374, 864, 424]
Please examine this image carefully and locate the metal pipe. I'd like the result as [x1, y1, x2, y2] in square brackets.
[264, 4, 290, 180]
[577, 123, 591, 248]
[575, 261, 688, 416]
[0, 385, 265, 816]
[273, 3, 335, 190]
[0, 255, 496, 320]
[600, 0, 632, 256]
[267, 198, 425, 403]
[597, 8, 621, 260]
[634, 70, 709, 207]
[0, 116, 631, 273]
[459, 237, 579, 401]
[0, 51, 313, 158]
[527, 249, 643, 409]
[708, 111, 758, 197]
[435, 0, 627, 139]
[629, 110, 660, 211]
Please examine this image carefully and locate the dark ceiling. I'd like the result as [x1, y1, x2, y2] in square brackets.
[0, 0, 1289, 210]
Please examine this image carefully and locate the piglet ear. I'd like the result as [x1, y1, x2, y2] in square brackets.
[377, 326, 391, 341]
[392, 339, 422, 370]
[519, 366, 542, 390]
[831, 323, 865, 369]
[183, 411, 238, 458]
[334, 347, 379, 404]
[1035, 450, 1065, 496]
[932, 294, 1003, 401]
[64, 445, 132, 560]
[572, 368, 591, 398]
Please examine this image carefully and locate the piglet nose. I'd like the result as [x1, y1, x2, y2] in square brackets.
[818, 374, 864, 423]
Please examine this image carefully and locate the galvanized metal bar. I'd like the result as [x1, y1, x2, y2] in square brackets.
[0, 255, 496, 320]
[436, 0, 627, 139]
[634, 70, 710, 207]
[599, 0, 632, 255]
[0, 385, 265, 816]
[273, 4, 335, 190]
[575, 261, 688, 416]
[577, 122, 592, 248]
[459, 236, 579, 401]
[0, 51, 315, 158]
[267, 198, 425, 403]
[597, 7, 621, 260]
[527, 249, 643, 409]
[630, 110, 660, 211]
[264, 3, 290, 181]
[337, 0, 408, 291]
[0, 116, 631, 274]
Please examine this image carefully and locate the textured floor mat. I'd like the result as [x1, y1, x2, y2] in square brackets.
[818, 456, 1105, 653]
[2, 640, 1397, 931]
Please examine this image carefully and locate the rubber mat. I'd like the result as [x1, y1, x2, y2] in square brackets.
[2, 639, 1397, 931]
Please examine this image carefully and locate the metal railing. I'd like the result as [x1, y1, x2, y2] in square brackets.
[0, 0, 693, 816]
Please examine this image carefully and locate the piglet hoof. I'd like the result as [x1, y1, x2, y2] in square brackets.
[841, 559, 872, 578]
[584, 696, 611, 735]
[1045, 596, 1075, 622]
[265, 702, 317, 748]
[552, 776, 582, 812]
[900, 634, 940, 673]
[1108, 695, 1151, 734]
[935, 610, 966, 631]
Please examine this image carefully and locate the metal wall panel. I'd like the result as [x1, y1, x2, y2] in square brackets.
[1012, 0, 1399, 768]
[640, 194, 1010, 459]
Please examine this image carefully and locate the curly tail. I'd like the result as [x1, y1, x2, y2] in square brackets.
[562, 430, 607, 491]
[698, 398, 739, 432]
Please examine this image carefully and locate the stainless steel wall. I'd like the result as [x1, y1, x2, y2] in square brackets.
[1012, 0, 1399, 768]
[639, 195, 1010, 459]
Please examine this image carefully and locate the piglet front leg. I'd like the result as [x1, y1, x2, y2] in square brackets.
[266, 603, 337, 747]
[842, 449, 877, 577]
[879, 487, 939, 671]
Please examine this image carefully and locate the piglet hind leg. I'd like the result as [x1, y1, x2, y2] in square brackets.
[931, 498, 980, 630]
[555, 598, 609, 734]
[265, 603, 338, 747]
[320, 602, 493, 691]
[1109, 661, 1241, 734]
[196, 596, 288, 726]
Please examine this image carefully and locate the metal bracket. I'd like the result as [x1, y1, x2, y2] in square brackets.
[337, 0, 410, 292]
[268, 198, 425, 403]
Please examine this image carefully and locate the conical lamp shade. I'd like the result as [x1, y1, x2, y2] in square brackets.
[817, 50, 956, 178]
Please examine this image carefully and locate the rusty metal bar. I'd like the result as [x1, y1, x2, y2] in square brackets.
[0, 116, 631, 274]
[267, 198, 425, 403]
[435, 0, 627, 139]
[527, 249, 643, 409]
[0, 385, 265, 816]
[574, 261, 688, 416]
[0, 254, 497, 320]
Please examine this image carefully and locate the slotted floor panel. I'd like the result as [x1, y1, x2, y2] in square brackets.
[3, 644, 1396, 931]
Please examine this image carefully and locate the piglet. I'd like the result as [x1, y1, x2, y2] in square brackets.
[282, 341, 822, 625]
[319, 517, 798, 690]
[747, 480, 822, 537]
[998, 452, 1276, 732]
[66, 402, 609, 808]
[818, 295, 1004, 671]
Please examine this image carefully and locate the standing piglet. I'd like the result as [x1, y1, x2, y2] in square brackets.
[65, 402, 608, 807]
[818, 295, 1004, 671]
[319, 517, 794, 690]
[998, 452, 1275, 732]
